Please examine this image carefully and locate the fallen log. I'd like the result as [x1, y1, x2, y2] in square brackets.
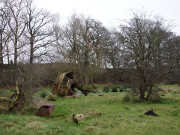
[0, 97, 13, 103]
[0, 106, 9, 111]
[72, 113, 101, 124]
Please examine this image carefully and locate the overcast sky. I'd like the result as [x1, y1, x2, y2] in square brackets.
[35, 0, 180, 35]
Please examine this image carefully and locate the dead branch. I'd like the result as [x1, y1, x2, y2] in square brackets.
[72, 113, 101, 124]
[0, 81, 21, 111]
[0, 97, 13, 103]
[9, 81, 21, 110]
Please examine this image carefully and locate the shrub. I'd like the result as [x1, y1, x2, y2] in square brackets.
[120, 86, 129, 92]
[119, 88, 124, 92]
[111, 87, 118, 92]
[93, 86, 98, 89]
[103, 86, 110, 93]
[122, 88, 162, 103]
[119, 87, 125, 92]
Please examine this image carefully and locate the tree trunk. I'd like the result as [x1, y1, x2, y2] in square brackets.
[0, 36, 3, 86]
[140, 89, 145, 100]
[139, 84, 146, 100]
[30, 36, 34, 64]
[14, 39, 18, 65]
[90, 65, 94, 88]
[78, 63, 85, 85]
[0, 31, 3, 66]
[145, 85, 153, 100]
[6, 46, 10, 64]
[0, 44, 3, 66]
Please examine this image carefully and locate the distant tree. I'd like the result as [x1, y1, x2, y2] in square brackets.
[1, 0, 27, 65]
[53, 13, 109, 85]
[118, 11, 178, 100]
[104, 29, 124, 69]
[25, 0, 56, 64]
[0, 8, 7, 65]
[0, 4, 13, 65]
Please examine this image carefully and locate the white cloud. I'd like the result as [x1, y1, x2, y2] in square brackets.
[35, 0, 180, 34]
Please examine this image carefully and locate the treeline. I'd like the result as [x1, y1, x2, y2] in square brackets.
[0, 0, 180, 99]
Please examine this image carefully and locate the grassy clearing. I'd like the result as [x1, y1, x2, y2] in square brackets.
[0, 88, 15, 98]
[0, 85, 180, 135]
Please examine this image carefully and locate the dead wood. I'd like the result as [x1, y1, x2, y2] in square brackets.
[0, 97, 13, 103]
[52, 72, 96, 97]
[72, 113, 101, 124]
[9, 81, 21, 111]
[0, 81, 22, 111]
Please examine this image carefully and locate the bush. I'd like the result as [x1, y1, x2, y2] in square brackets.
[122, 88, 162, 103]
[111, 87, 118, 92]
[93, 86, 98, 89]
[103, 86, 110, 93]
[119, 88, 124, 92]
[121, 86, 129, 92]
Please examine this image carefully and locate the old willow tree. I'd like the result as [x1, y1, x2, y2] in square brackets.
[118, 11, 179, 100]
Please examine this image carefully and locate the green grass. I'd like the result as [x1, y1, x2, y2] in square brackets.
[0, 88, 15, 98]
[0, 85, 180, 135]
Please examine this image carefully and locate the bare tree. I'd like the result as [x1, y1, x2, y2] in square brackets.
[118, 11, 178, 100]
[104, 29, 124, 69]
[24, 0, 56, 64]
[0, 11, 6, 65]
[53, 13, 109, 86]
[54, 14, 86, 84]
[1, 0, 27, 65]
[0, 6, 12, 65]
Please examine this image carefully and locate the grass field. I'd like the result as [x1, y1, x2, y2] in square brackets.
[0, 85, 180, 135]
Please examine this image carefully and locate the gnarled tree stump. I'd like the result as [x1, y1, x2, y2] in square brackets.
[52, 72, 95, 97]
